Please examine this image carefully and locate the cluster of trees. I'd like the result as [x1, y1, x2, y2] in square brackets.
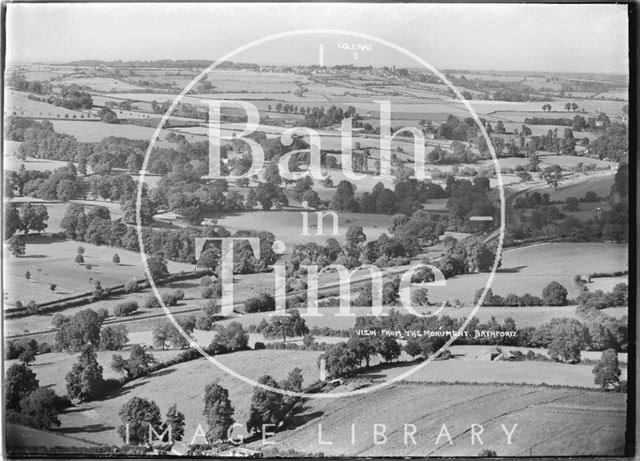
[436, 236, 498, 277]
[474, 281, 568, 307]
[117, 397, 185, 445]
[152, 317, 196, 350]
[111, 344, 157, 380]
[436, 115, 481, 142]
[299, 105, 359, 128]
[589, 123, 628, 162]
[330, 178, 448, 216]
[446, 175, 495, 231]
[428, 142, 479, 164]
[53, 308, 131, 352]
[524, 117, 575, 127]
[7, 362, 64, 429]
[52, 85, 93, 110]
[7, 163, 84, 202]
[576, 283, 628, 311]
[5, 202, 49, 237]
[526, 128, 577, 156]
[61, 202, 279, 274]
[8, 73, 51, 94]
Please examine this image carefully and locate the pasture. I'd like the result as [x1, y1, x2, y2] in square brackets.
[365, 345, 627, 388]
[255, 383, 626, 456]
[215, 210, 393, 247]
[3, 238, 193, 308]
[424, 242, 628, 304]
[4, 90, 95, 120]
[55, 349, 323, 445]
[530, 170, 616, 201]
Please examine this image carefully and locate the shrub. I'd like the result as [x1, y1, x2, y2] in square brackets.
[200, 276, 214, 286]
[244, 293, 276, 313]
[112, 253, 120, 264]
[124, 280, 138, 293]
[113, 302, 138, 317]
[254, 342, 266, 350]
[195, 300, 222, 331]
[143, 295, 160, 309]
[75, 254, 84, 264]
[584, 191, 598, 202]
[541, 281, 568, 306]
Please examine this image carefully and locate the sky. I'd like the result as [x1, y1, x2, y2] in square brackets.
[5, 3, 629, 74]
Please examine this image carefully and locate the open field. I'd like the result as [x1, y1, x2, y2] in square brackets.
[364, 345, 627, 388]
[215, 210, 393, 247]
[7, 424, 102, 449]
[6, 348, 184, 396]
[420, 242, 628, 304]
[4, 89, 96, 119]
[253, 383, 626, 456]
[54, 349, 323, 445]
[588, 276, 627, 292]
[3, 238, 193, 307]
[529, 171, 616, 201]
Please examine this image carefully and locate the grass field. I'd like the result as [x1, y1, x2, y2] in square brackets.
[529, 171, 616, 202]
[215, 210, 393, 247]
[420, 242, 628, 304]
[363, 345, 627, 388]
[4, 90, 96, 120]
[3, 238, 193, 308]
[54, 349, 323, 445]
[253, 383, 626, 456]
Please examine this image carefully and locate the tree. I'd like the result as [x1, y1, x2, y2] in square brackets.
[5, 203, 21, 237]
[331, 180, 357, 211]
[540, 164, 563, 190]
[592, 348, 621, 390]
[75, 253, 84, 264]
[112, 253, 121, 264]
[6, 363, 39, 411]
[210, 322, 248, 352]
[111, 344, 156, 379]
[378, 336, 401, 362]
[547, 318, 587, 363]
[345, 225, 366, 248]
[55, 309, 103, 351]
[19, 388, 61, 429]
[404, 337, 422, 358]
[8, 236, 25, 257]
[146, 254, 169, 281]
[163, 404, 185, 442]
[203, 383, 235, 442]
[281, 367, 304, 393]
[196, 300, 222, 330]
[321, 342, 360, 378]
[246, 375, 286, 434]
[20, 203, 48, 234]
[347, 335, 377, 367]
[262, 310, 309, 342]
[99, 325, 129, 351]
[541, 281, 568, 306]
[197, 248, 220, 271]
[117, 397, 163, 445]
[65, 345, 104, 402]
[263, 162, 282, 186]
[24, 270, 31, 281]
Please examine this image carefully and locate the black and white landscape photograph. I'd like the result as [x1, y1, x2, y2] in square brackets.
[2, 2, 634, 458]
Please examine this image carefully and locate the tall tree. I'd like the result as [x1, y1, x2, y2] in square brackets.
[592, 348, 621, 389]
[65, 345, 104, 402]
[203, 383, 235, 443]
